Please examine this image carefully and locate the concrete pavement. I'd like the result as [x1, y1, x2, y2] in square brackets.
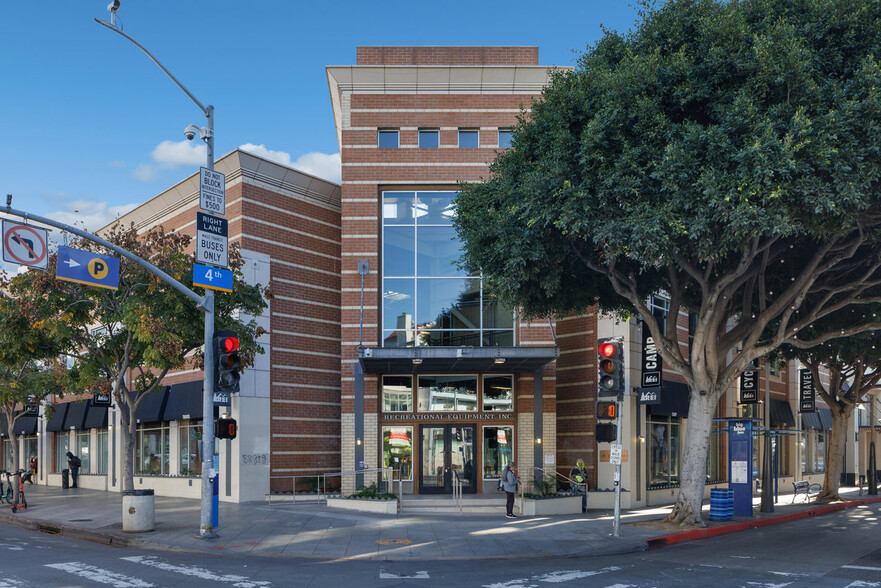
[0, 484, 879, 561]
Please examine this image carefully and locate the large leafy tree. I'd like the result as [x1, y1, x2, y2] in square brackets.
[0, 271, 72, 504]
[24, 223, 268, 494]
[455, 0, 881, 524]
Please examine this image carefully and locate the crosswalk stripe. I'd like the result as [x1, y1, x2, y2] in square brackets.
[121, 555, 271, 587]
[842, 565, 881, 572]
[44, 562, 154, 588]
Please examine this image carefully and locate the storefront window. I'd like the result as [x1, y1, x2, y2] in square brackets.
[179, 419, 203, 476]
[383, 376, 413, 412]
[482, 426, 513, 479]
[417, 375, 477, 412]
[382, 426, 412, 481]
[136, 423, 169, 475]
[96, 428, 109, 475]
[77, 430, 91, 474]
[482, 375, 513, 411]
[649, 418, 681, 487]
[802, 430, 827, 474]
[22, 436, 37, 474]
[2, 439, 13, 471]
[56, 433, 70, 473]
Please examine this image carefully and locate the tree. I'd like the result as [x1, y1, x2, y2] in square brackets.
[778, 310, 881, 500]
[454, 0, 881, 524]
[0, 271, 72, 504]
[25, 223, 268, 494]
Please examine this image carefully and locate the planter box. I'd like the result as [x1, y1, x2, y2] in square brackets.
[516, 494, 583, 516]
[327, 497, 398, 515]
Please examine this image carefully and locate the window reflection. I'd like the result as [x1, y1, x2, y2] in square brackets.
[383, 376, 413, 412]
[482, 376, 513, 411]
[483, 426, 513, 479]
[383, 426, 413, 481]
[417, 375, 478, 412]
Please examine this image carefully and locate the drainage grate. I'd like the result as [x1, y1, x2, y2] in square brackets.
[37, 524, 61, 535]
[68, 519, 93, 522]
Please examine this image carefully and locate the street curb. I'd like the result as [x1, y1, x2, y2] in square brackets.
[644, 495, 881, 549]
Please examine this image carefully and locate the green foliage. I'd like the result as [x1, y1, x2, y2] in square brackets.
[523, 474, 560, 498]
[351, 483, 398, 500]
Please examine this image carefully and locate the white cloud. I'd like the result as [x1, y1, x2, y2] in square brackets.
[151, 140, 207, 167]
[131, 164, 159, 182]
[107, 160, 127, 169]
[45, 199, 140, 233]
[240, 143, 341, 184]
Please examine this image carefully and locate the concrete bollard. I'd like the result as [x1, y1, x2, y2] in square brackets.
[122, 489, 155, 532]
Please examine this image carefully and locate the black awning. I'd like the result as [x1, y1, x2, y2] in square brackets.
[358, 346, 558, 374]
[162, 380, 204, 421]
[63, 401, 89, 431]
[84, 403, 108, 429]
[135, 387, 170, 423]
[802, 407, 832, 430]
[770, 398, 796, 427]
[45, 403, 69, 432]
[647, 381, 690, 418]
[14, 414, 37, 435]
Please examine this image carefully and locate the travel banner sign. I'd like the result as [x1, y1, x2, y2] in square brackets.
[799, 368, 816, 413]
[740, 362, 758, 404]
[641, 322, 662, 388]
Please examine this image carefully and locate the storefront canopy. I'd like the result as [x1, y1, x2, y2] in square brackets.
[45, 403, 69, 433]
[83, 402, 108, 429]
[802, 407, 833, 430]
[135, 387, 169, 423]
[357, 346, 559, 374]
[63, 400, 89, 431]
[162, 380, 204, 421]
[647, 381, 690, 418]
[13, 413, 37, 435]
[770, 398, 796, 427]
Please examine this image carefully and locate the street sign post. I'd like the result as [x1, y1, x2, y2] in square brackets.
[199, 167, 226, 215]
[193, 263, 233, 292]
[2, 220, 48, 270]
[195, 212, 228, 268]
[56, 246, 120, 290]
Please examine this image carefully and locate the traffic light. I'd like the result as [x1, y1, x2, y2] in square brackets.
[596, 400, 617, 420]
[595, 423, 617, 443]
[215, 417, 237, 440]
[597, 337, 624, 397]
[214, 331, 241, 395]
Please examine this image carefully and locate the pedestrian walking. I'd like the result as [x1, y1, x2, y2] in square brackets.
[28, 455, 37, 484]
[501, 461, 519, 518]
[570, 458, 588, 513]
[66, 451, 81, 488]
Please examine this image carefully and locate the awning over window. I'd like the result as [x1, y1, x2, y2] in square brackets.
[63, 401, 89, 431]
[647, 381, 690, 418]
[802, 407, 833, 430]
[162, 380, 204, 421]
[13, 413, 37, 435]
[135, 387, 170, 423]
[84, 403, 108, 429]
[770, 398, 795, 427]
[45, 403, 69, 433]
[357, 346, 559, 374]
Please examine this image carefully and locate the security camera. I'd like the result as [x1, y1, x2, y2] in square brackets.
[184, 125, 200, 141]
[108, 1, 120, 14]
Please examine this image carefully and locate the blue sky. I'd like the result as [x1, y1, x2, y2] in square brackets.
[0, 1, 639, 232]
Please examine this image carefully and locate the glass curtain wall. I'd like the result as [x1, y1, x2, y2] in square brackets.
[382, 191, 514, 347]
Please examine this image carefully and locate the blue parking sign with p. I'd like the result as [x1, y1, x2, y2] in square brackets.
[56, 246, 120, 290]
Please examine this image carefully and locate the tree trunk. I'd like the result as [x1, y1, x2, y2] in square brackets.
[665, 390, 715, 526]
[10, 432, 20, 505]
[120, 404, 136, 493]
[821, 407, 853, 501]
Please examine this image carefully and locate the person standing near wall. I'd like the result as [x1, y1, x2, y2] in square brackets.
[66, 451, 81, 488]
[570, 458, 588, 513]
[501, 461, 519, 518]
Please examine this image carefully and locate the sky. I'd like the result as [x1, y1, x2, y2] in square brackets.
[0, 1, 640, 234]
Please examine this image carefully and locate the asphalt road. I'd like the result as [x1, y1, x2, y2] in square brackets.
[0, 502, 879, 587]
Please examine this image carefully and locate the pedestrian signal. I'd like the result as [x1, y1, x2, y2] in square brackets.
[596, 401, 617, 420]
[215, 417, 237, 440]
[595, 423, 617, 443]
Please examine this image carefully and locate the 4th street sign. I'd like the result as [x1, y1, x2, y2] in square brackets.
[195, 212, 228, 268]
[193, 262, 233, 292]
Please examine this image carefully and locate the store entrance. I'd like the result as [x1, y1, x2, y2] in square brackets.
[419, 424, 476, 494]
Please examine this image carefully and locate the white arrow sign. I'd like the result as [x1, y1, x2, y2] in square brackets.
[64, 258, 81, 268]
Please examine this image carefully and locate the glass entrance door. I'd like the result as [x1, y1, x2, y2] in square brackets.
[419, 425, 476, 494]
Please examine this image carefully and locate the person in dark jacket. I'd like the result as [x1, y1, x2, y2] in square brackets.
[501, 461, 519, 518]
[570, 458, 588, 513]
[66, 451, 81, 488]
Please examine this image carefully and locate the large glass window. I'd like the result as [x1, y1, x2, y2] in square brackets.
[382, 191, 513, 347]
[383, 376, 413, 412]
[382, 426, 413, 481]
[96, 428, 109, 475]
[2, 438, 12, 471]
[802, 430, 827, 474]
[55, 433, 70, 473]
[22, 436, 37, 475]
[77, 430, 91, 474]
[136, 423, 169, 475]
[649, 417, 681, 487]
[417, 375, 478, 412]
[483, 426, 513, 479]
[179, 419, 203, 477]
[482, 375, 513, 411]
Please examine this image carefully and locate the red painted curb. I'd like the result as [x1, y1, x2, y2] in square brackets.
[645, 496, 881, 549]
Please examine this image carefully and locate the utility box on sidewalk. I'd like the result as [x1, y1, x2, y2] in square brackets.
[123, 489, 155, 532]
[61, 469, 69, 490]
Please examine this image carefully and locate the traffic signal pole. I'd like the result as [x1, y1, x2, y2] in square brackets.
[613, 390, 623, 537]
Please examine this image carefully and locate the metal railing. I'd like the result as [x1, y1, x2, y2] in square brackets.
[519, 466, 586, 506]
[267, 467, 402, 508]
[452, 471, 463, 514]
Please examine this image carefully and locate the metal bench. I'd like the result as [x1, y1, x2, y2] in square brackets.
[792, 480, 821, 503]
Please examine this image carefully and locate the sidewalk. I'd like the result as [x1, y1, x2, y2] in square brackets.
[0, 484, 879, 561]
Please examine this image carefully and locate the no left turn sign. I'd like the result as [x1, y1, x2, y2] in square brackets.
[2, 220, 49, 270]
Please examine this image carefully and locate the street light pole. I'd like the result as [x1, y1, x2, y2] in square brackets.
[96, 9, 219, 539]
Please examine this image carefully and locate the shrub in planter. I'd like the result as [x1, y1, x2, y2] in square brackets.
[349, 482, 398, 501]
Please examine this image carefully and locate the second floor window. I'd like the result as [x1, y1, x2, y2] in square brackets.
[458, 129, 479, 148]
[418, 129, 439, 148]
[378, 129, 399, 148]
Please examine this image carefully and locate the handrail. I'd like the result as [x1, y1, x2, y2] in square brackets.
[529, 466, 587, 494]
[267, 467, 395, 507]
[452, 471, 463, 515]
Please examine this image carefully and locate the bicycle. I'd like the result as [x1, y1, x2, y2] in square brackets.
[0, 471, 13, 504]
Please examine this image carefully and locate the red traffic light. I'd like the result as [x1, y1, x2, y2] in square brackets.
[599, 342, 617, 358]
[220, 336, 239, 353]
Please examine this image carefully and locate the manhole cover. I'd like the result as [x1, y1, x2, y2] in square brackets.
[68, 519, 93, 522]
[377, 539, 412, 546]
